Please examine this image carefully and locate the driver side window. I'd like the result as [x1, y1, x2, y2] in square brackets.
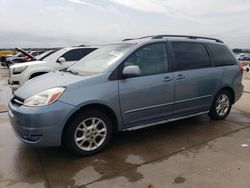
[124, 43, 168, 76]
[61, 49, 83, 62]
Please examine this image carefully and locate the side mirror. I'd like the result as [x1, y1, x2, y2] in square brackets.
[122, 65, 141, 78]
[57, 57, 66, 63]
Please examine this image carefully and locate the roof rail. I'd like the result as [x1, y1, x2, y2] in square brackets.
[122, 35, 223, 43]
[152, 35, 224, 43]
[122, 35, 154, 41]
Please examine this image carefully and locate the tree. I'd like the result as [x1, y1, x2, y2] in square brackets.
[233, 48, 242, 53]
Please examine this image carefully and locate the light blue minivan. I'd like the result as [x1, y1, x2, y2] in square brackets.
[9, 35, 244, 156]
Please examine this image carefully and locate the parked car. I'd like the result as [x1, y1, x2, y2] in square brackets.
[34, 50, 58, 61]
[8, 35, 244, 156]
[29, 50, 45, 57]
[2, 50, 56, 67]
[239, 54, 250, 61]
[243, 64, 250, 72]
[0, 50, 14, 64]
[1, 48, 37, 68]
[8, 46, 97, 92]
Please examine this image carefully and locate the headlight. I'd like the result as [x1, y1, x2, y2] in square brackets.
[24, 87, 65, 107]
[13, 66, 28, 74]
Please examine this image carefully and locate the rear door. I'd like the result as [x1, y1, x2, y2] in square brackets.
[170, 41, 220, 117]
[119, 43, 175, 127]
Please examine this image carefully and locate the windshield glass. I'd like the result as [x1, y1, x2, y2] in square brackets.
[68, 43, 135, 74]
[43, 48, 65, 62]
[36, 50, 57, 60]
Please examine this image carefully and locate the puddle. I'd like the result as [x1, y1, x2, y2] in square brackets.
[73, 166, 102, 186]
[174, 175, 186, 184]
[125, 154, 144, 165]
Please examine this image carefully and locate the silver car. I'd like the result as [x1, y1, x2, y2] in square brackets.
[9, 35, 244, 156]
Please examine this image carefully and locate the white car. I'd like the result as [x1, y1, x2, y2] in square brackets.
[8, 46, 97, 92]
[243, 64, 250, 72]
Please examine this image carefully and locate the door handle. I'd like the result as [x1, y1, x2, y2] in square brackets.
[176, 74, 185, 80]
[163, 76, 173, 82]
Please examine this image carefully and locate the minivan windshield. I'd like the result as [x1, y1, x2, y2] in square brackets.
[68, 43, 135, 75]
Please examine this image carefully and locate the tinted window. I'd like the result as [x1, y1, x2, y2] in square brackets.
[82, 48, 97, 57]
[172, 42, 211, 71]
[207, 44, 236, 66]
[124, 43, 168, 76]
[62, 49, 84, 61]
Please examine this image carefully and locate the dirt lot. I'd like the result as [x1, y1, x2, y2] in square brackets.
[0, 67, 250, 188]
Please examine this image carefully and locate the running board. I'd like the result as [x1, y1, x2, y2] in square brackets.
[122, 111, 209, 131]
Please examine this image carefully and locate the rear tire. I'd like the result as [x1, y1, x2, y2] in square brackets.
[208, 90, 232, 120]
[63, 110, 113, 156]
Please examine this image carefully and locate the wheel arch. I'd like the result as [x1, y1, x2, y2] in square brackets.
[217, 86, 235, 103]
[61, 103, 119, 144]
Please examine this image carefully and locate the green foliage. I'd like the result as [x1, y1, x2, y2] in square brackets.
[233, 48, 250, 53]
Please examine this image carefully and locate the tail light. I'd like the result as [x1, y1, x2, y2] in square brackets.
[239, 64, 243, 73]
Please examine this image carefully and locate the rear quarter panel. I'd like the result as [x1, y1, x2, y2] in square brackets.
[216, 64, 243, 102]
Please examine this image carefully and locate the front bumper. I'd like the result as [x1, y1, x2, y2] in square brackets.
[8, 100, 75, 146]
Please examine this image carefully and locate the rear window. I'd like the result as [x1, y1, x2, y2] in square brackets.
[172, 42, 211, 71]
[207, 44, 236, 66]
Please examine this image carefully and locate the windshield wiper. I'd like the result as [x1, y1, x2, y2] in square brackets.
[60, 68, 79, 75]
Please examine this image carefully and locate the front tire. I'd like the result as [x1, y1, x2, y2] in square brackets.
[63, 110, 113, 156]
[208, 90, 232, 120]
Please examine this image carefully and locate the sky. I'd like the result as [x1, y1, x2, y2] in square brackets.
[0, 0, 250, 48]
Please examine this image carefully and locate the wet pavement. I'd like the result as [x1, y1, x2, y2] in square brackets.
[0, 67, 11, 112]
[0, 67, 250, 187]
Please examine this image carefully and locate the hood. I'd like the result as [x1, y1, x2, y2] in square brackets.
[16, 48, 35, 60]
[14, 71, 96, 99]
[10, 60, 45, 68]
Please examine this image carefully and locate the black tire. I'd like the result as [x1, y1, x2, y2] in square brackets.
[63, 110, 113, 156]
[208, 90, 232, 120]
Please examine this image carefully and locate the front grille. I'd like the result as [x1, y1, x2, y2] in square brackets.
[12, 81, 19, 85]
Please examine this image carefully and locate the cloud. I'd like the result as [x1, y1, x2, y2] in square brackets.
[109, 0, 250, 17]
[109, 0, 168, 13]
[67, 0, 104, 10]
[68, 0, 88, 5]
[0, 0, 249, 48]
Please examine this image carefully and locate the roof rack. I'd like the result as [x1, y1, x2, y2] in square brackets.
[122, 35, 223, 43]
[122, 35, 154, 41]
[152, 35, 223, 43]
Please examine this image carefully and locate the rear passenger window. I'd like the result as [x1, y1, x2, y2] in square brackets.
[172, 42, 211, 71]
[82, 48, 97, 57]
[124, 43, 168, 76]
[207, 44, 236, 66]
